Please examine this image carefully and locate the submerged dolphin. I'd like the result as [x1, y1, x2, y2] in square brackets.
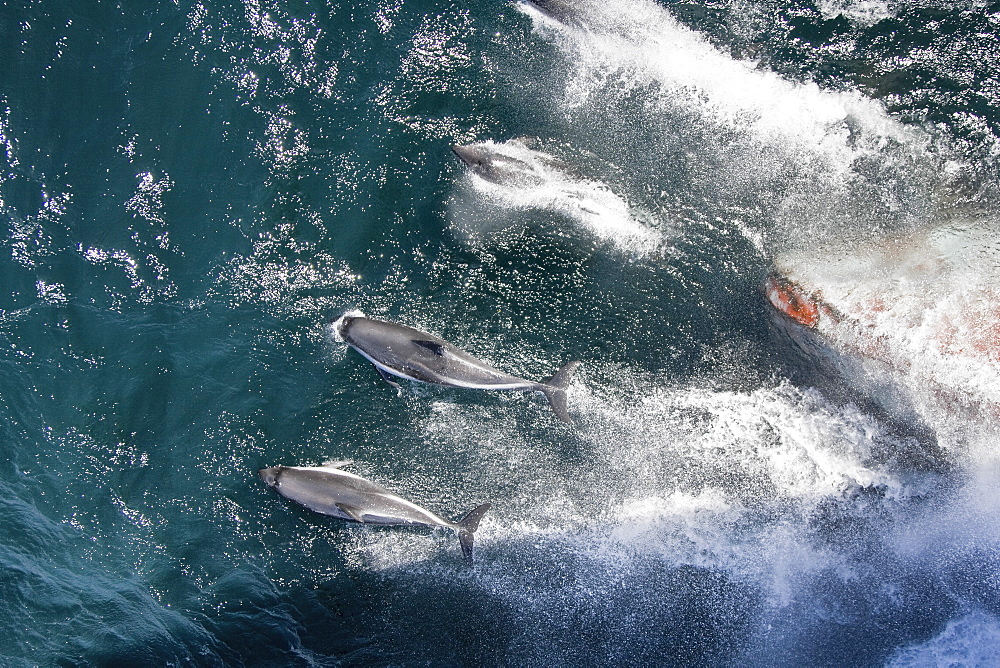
[335, 314, 581, 423]
[520, 0, 583, 25]
[451, 138, 664, 254]
[260, 461, 492, 562]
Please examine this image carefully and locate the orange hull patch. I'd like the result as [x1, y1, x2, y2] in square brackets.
[766, 275, 820, 328]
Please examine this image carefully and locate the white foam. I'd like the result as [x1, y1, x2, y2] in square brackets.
[773, 221, 1000, 431]
[404, 375, 934, 583]
[453, 138, 666, 255]
[893, 452, 1000, 561]
[521, 0, 922, 175]
[887, 611, 1000, 667]
[816, 0, 894, 25]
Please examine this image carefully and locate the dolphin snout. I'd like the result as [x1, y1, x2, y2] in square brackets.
[328, 314, 357, 342]
[259, 466, 282, 487]
[451, 144, 479, 167]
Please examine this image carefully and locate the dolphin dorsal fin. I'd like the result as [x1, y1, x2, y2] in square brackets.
[336, 503, 366, 523]
[413, 340, 446, 356]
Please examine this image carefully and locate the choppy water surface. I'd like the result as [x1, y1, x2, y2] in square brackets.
[1, 0, 999, 665]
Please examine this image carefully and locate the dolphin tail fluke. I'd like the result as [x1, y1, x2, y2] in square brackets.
[541, 361, 581, 424]
[456, 503, 492, 563]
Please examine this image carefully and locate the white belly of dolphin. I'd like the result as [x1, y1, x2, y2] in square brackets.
[354, 346, 536, 391]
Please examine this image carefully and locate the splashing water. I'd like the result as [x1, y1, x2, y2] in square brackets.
[451, 137, 666, 255]
[2, 0, 1000, 664]
[768, 221, 1000, 445]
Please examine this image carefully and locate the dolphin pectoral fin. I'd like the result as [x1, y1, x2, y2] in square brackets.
[456, 503, 491, 564]
[375, 366, 401, 388]
[541, 361, 581, 424]
[413, 340, 446, 356]
[336, 503, 366, 523]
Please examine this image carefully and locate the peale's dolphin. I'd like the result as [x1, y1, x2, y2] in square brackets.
[334, 313, 581, 423]
[452, 138, 664, 254]
[260, 461, 491, 562]
[520, 0, 583, 26]
[452, 142, 549, 187]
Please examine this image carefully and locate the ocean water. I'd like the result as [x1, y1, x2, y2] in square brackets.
[1, 0, 999, 665]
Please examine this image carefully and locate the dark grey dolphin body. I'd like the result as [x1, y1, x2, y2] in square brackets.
[452, 143, 545, 187]
[260, 462, 491, 562]
[336, 314, 581, 423]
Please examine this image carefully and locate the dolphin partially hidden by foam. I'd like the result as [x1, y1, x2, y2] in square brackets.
[260, 461, 492, 562]
[335, 313, 581, 423]
[451, 138, 663, 254]
[520, 0, 583, 26]
[451, 142, 551, 187]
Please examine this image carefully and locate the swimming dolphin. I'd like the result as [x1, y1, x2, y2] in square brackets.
[260, 461, 492, 562]
[520, 0, 583, 26]
[452, 138, 663, 254]
[452, 142, 549, 187]
[335, 314, 581, 423]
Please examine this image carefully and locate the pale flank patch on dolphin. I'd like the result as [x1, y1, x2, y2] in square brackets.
[260, 462, 491, 562]
[335, 314, 582, 423]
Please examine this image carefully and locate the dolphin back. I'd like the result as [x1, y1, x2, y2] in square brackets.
[540, 361, 581, 423]
[339, 315, 531, 388]
[456, 503, 492, 563]
[338, 313, 582, 423]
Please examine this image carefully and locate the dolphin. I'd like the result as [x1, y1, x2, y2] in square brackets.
[335, 313, 581, 423]
[260, 461, 492, 562]
[451, 141, 551, 187]
[452, 138, 663, 254]
[520, 0, 583, 26]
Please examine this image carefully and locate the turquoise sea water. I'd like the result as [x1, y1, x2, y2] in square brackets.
[2, 0, 999, 665]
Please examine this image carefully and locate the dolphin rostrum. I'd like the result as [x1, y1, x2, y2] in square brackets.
[335, 313, 581, 423]
[260, 461, 492, 562]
